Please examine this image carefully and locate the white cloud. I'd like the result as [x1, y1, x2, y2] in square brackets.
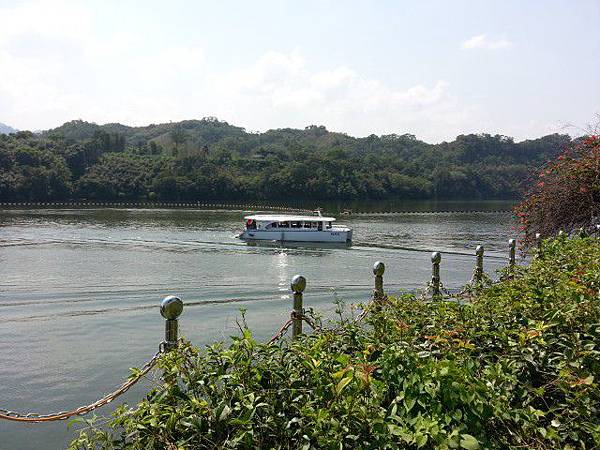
[0, 1, 477, 142]
[0, 0, 92, 45]
[461, 34, 513, 50]
[207, 51, 474, 141]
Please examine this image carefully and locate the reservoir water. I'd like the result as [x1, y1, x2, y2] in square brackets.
[0, 202, 517, 449]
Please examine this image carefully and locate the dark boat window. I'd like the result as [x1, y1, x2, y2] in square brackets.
[270, 222, 278, 228]
[291, 221, 301, 228]
[303, 222, 312, 228]
[279, 221, 289, 228]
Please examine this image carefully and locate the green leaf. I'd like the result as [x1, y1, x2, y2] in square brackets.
[335, 376, 353, 395]
[459, 434, 480, 450]
[404, 397, 416, 413]
[219, 405, 231, 421]
[415, 432, 427, 448]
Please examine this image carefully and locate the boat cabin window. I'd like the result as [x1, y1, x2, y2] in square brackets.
[253, 219, 333, 230]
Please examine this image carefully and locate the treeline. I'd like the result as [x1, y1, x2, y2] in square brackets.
[0, 118, 572, 202]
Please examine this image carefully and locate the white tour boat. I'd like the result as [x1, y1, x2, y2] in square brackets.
[238, 213, 352, 243]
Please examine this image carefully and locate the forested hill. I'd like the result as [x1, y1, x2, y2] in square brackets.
[0, 118, 572, 202]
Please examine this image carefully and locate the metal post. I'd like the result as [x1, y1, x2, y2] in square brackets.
[373, 261, 385, 300]
[431, 252, 441, 298]
[290, 275, 306, 339]
[474, 245, 484, 284]
[535, 232, 542, 255]
[578, 227, 587, 238]
[508, 239, 516, 269]
[160, 295, 183, 351]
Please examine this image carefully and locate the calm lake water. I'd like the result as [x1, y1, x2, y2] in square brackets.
[0, 202, 517, 449]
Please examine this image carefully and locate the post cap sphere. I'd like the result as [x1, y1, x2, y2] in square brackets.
[508, 238, 516, 246]
[290, 275, 306, 293]
[535, 232, 541, 239]
[476, 245, 484, 256]
[160, 295, 183, 320]
[373, 261, 385, 276]
[431, 252, 441, 264]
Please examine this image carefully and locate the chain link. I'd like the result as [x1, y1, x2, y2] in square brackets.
[456, 269, 493, 297]
[0, 347, 164, 423]
[355, 295, 384, 323]
[299, 314, 319, 330]
[268, 319, 293, 344]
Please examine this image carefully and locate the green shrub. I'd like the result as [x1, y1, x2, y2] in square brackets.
[70, 237, 600, 449]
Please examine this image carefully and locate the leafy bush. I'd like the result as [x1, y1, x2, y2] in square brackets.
[514, 135, 600, 247]
[70, 237, 600, 449]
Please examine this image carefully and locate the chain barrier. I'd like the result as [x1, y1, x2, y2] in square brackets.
[415, 273, 493, 301]
[457, 269, 493, 298]
[354, 291, 389, 322]
[0, 346, 165, 423]
[2, 249, 520, 423]
[307, 294, 386, 337]
[268, 313, 322, 345]
[300, 314, 319, 331]
[419, 281, 446, 300]
[268, 319, 293, 344]
[269, 262, 508, 344]
[289, 310, 321, 330]
[269, 307, 347, 343]
[354, 302, 374, 323]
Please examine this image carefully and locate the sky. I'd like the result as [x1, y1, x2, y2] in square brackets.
[0, 0, 598, 143]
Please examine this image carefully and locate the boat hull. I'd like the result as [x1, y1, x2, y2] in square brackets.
[239, 229, 352, 243]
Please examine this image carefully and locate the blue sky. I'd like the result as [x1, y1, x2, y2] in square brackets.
[0, 0, 598, 142]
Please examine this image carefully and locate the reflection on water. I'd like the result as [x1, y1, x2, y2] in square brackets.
[0, 202, 517, 449]
[276, 251, 289, 296]
[245, 239, 352, 251]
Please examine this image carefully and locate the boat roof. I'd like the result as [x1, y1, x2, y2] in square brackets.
[245, 214, 336, 222]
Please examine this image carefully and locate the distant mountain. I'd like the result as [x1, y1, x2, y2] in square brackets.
[0, 122, 18, 134]
[44, 118, 247, 151]
[42, 118, 569, 166]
